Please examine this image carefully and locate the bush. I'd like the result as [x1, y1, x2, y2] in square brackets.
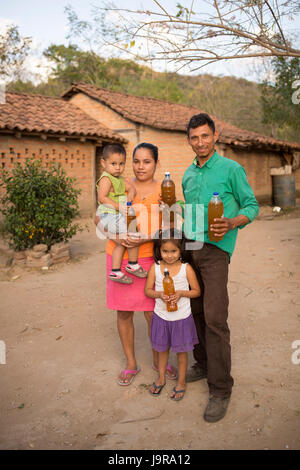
[0, 159, 83, 251]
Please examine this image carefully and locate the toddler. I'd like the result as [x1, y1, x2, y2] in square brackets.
[97, 144, 147, 284]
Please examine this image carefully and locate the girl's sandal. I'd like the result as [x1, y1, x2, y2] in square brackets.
[125, 265, 148, 278]
[170, 387, 186, 401]
[149, 382, 166, 396]
[152, 363, 178, 380]
[109, 272, 133, 284]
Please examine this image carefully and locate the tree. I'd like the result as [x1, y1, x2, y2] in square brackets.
[261, 55, 300, 140]
[65, 1, 300, 73]
[6, 77, 66, 97]
[0, 24, 32, 79]
[14, 43, 184, 103]
[43, 44, 115, 88]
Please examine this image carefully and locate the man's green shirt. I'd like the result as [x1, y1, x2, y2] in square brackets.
[182, 151, 259, 257]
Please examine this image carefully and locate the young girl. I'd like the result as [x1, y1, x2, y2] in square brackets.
[145, 228, 201, 400]
[97, 144, 148, 284]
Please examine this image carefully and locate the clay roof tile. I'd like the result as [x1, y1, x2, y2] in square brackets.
[62, 82, 300, 151]
[0, 92, 126, 143]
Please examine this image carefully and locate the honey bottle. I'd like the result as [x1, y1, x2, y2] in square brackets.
[208, 192, 224, 242]
[163, 268, 178, 312]
[161, 172, 176, 206]
[161, 172, 176, 226]
[127, 202, 137, 232]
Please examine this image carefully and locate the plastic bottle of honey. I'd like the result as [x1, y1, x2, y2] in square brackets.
[127, 202, 137, 232]
[163, 268, 178, 312]
[161, 172, 176, 226]
[208, 192, 224, 242]
[161, 172, 176, 206]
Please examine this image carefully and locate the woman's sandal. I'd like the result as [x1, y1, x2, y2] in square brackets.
[152, 363, 178, 380]
[125, 265, 148, 278]
[149, 382, 166, 396]
[117, 367, 140, 386]
[109, 272, 133, 284]
[170, 386, 186, 401]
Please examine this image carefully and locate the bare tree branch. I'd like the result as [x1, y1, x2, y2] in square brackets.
[264, 0, 288, 50]
[65, 1, 300, 71]
[214, 0, 224, 26]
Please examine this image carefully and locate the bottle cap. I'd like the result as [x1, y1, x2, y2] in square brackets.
[127, 201, 132, 206]
[213, 192, 219, 196]
[164, 268, 169, 275]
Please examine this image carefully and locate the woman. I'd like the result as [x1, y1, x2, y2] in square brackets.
[100, 143, 177, 385]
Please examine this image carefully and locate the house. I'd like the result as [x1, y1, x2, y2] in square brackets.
[0, 92, 126, 214]
[62, 82, 300, 205]
[1, 85, 299, 216]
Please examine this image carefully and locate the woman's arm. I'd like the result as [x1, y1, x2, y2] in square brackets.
[144, 264, 169, 302]
[124, 179, 136, 203]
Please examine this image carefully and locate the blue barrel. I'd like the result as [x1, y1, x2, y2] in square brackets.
[272, 174, 296, 208]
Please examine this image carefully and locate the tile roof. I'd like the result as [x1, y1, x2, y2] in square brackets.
[62, 82, 300, 151]
[0, 92, 126, 143]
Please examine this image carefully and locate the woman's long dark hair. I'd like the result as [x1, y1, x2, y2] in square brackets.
[153, 228, 188, 264]
[133, 142, 158, 163]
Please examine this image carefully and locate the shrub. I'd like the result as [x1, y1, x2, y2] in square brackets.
[0, 158, 83, 251]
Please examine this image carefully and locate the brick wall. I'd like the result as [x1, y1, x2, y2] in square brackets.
[69, 92, 300, 204]
[223, 147, 285, 203]
[69, 93, 137, 168]
[0, 135, 96, 215]
[137, 125, 194, 200]
[69, 93, 194, 199]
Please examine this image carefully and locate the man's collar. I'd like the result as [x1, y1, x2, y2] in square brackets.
[193, 151, 219, 169]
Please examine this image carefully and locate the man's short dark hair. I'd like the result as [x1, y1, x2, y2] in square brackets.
[187, 113, 215, 136]
[102, 144, 126, 160]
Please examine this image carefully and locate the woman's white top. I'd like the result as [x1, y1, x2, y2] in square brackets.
[154, 263, 192, 321]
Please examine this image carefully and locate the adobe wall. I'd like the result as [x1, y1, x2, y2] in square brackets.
[69, 93, 300, 204]
[69, 93, 194, 199]
[224, 147, 300, 203]
[69, 93, 137, 169]
[0, 135, 96, 215]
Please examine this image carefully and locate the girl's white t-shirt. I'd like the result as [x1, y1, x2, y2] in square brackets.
[154, 263, 192, 321]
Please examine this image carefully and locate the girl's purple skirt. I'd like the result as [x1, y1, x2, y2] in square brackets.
[150, 312, 198, 353]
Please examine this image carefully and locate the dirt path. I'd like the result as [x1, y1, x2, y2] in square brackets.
[0, 214, 300, 450]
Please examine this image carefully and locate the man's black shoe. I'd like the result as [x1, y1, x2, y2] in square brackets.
[186, 363, 207, 383]
[203, 395, 231, 423]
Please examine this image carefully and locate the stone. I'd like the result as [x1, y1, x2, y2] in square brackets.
[33, 244, 48, 252]
[50, 242, 69, 255]
[26, 253, 52, 268]
[25, 249, 45, 259]
[51, 249, 70, 260]
[12, 258, 26, 267]
[0, 239, 14, 256]
[51, 255, 70, 265]
[14, 251, 26, 260]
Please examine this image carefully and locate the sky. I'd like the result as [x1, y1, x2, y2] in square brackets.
[1, 0, 300, 83]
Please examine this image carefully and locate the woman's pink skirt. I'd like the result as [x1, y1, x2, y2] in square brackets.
[106, 255, 155, 312]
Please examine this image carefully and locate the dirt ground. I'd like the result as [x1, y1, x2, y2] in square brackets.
[0, 207, 300, 450]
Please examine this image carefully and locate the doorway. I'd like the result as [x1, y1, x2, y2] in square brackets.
[95, 144, 105, 208]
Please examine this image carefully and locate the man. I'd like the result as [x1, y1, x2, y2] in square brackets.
[182, 113, 259, 423]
